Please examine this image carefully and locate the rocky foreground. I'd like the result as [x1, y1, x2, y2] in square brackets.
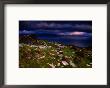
[19, 35, 92, 68]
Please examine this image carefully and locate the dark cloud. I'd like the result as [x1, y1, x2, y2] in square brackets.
[19, 21, 92, 29]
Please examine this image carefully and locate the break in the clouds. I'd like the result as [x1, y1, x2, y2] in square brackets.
[19, 30, 91, 37]
[58, 31, 91, 36]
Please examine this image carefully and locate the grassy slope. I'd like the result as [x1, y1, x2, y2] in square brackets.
[19, 35, 92, 68]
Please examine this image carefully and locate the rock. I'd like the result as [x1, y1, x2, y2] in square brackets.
[48, 63, 55, 68]
[62, 61, 69, 66]
[59, 51, 63, 54]
[69, 60, 76, 67]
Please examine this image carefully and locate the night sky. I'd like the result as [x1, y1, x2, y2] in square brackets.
[19, 21, 92, 47]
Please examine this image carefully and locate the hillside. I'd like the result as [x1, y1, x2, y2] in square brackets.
[19, 35, 92, 68]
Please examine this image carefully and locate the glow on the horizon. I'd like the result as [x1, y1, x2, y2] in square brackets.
[69, 32, 85, 35]
[59, 31, 85, 36]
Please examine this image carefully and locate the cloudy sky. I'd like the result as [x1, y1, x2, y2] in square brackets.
[19, 21, 92, 36]
[19, 21, 92, 47]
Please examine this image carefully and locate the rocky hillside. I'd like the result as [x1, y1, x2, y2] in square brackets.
[19, 35, 92, 68]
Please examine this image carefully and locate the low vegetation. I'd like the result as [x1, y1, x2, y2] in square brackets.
[19, 35, 92, 68]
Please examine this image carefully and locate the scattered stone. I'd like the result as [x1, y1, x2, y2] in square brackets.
[57, 63, 60, 66]
[59, 51, 63, 54]
[69, 60, 76, 67]
[86, 64, 91, 67]
[58, 54, 63, 57]
[48, 63, 55, 68]
[62, 61, 69, 66]
[19, 36, 92, 68]
[40, 56, 45, 59]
